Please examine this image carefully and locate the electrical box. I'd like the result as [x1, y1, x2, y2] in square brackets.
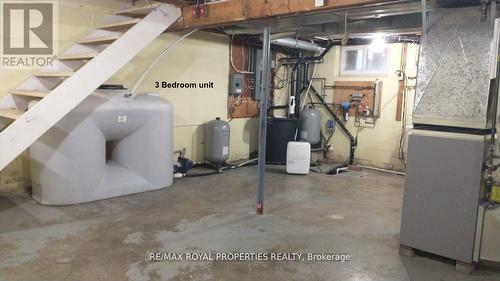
[229, 74, 244, 95]
[327, 119, 336, 133]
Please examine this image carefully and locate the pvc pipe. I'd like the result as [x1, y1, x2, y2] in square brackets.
[360, 165, 405, 176]
[132, 29, 199, 94]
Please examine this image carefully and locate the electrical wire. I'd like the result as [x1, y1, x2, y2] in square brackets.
[274, 64, 290, 90]
[131, 28, 199, 94]
[230, 35, 253, 74]
[229, 94, 243, 121]
[274, 53, 293, 90]
[398, 72, 409, 168]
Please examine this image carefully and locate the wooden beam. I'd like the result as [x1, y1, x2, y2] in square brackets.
[166, 0, 399, 31]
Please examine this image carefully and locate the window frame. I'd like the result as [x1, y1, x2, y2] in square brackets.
[340, 45, 389, 76]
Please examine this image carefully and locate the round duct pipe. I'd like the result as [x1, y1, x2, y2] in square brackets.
[270, 38, 325, 53]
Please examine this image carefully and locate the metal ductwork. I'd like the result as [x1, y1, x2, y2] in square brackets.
[270, 38, 325, 53]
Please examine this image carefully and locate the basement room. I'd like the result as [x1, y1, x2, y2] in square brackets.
[1, 0, 500, 280]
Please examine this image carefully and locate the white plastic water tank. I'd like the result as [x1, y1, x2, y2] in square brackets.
[30, 90, 173, 205]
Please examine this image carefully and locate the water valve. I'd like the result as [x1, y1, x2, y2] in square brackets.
[341, 101, 350, 122]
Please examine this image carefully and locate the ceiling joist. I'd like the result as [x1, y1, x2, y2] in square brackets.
[164, 0, 408, 31]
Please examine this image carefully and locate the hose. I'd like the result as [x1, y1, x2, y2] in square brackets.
[182, 158, 258, 178]
[184, 170, 221, 177]
[235, 158, 258, 167]
[131, 28, 199, 94]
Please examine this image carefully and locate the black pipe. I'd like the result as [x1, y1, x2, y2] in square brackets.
[290, 43, 335, 117]
[184, 170, 220, 177]
[303, 42, 335, 62]
[184, 159, 258, 177]
[269, 105, 288, 109]
[290, 63, 298, 117]
[286, 41, 356, 164]
[294, 63, 302, 118]
[268, 105, 289, 116]
[310, 85, 356, 165]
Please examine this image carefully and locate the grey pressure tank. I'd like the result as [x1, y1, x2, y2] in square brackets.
[204, 117, 230, 166]
[300, 108, 321, 145]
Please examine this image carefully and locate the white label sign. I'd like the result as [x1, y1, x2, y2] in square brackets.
[315, 0, 325, 7]
[118, 115, 127, 123]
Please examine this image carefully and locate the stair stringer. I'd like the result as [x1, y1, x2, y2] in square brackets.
[0, 3, 181, 171]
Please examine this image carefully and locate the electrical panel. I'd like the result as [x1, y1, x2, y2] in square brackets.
[229, 74, 244, 95]
[253, 48, 263, 100]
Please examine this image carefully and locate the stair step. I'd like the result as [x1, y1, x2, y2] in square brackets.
[79, 35, 121, 45]
[59, 53, 97, 60]
[35, 71, 73, 77]
[0, 109, 24, 120]
[0, 2, 181, 172]
[10, 90, 49, 98]
[114, 3, 160, 17]
[99, 18, 141, 31]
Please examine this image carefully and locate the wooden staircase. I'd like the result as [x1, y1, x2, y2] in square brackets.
[0, 3, 181, 171]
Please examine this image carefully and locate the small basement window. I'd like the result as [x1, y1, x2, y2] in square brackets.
[340, 44, 388, 76]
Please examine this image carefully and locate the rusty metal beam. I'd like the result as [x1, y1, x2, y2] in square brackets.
[165, 0, 406, 31]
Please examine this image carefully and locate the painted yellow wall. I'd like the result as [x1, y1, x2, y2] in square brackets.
[313, 43, 419, 170]
[0, 0, 258, 192]
[114, 31, 259, 162]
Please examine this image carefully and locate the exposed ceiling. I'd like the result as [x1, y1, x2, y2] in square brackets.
[157, 0, 491, 43]
[222, 1, 423, 37]
[217, 0, 491, 41]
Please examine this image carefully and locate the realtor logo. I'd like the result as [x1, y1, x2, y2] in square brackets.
[1, 1, 58, 69]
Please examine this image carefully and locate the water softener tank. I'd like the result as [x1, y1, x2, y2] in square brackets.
[266, 118, 300, 165]
[204, 117, 230, 166]
[300, 108, 321, 145]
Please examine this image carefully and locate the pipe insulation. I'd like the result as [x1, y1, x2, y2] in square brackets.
[270, 38, 325, 53]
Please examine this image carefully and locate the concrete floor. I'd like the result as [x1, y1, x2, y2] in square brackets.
[0, 166, 499, 281]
